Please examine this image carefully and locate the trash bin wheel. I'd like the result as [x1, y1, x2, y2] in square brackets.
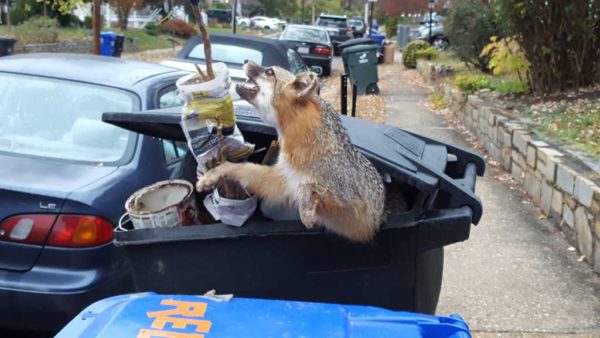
[366, 83, 380, 95]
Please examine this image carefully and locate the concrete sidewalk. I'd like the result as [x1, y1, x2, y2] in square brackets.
[382, 58, 600, 337]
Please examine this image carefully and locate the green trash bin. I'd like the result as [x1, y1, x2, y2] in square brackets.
[342, 44, 379, 95]
[339, 38, 378, 73]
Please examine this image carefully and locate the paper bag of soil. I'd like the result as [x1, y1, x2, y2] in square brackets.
[177, 62, 254, 174]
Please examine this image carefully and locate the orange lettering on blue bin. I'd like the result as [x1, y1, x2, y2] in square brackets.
[147, 300, 208, 318]
[137, 299, 212, 338]
[137, 328, 205, 338]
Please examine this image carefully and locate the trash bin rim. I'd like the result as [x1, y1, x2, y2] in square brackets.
[342, 44, 379, 54]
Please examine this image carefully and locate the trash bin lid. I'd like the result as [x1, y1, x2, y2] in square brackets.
[339, 37, 378, 50]
[0, 35, 16, 42]
[56, 293, 472, 338]
[100, 31, 117, 39]
[342, 44, 379, 54]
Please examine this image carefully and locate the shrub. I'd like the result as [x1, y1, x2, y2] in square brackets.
[414, 46, 439, 60]
[445, 0, 511, 72]
[500, 0, 600, 93]
[490, 79, 529, 94]
[402, 40, 430, 68]
[56, 13, 82, 28]
[145, 22, 159, 36]
[383, 17, 399, 38]
[84, 15, 105, 29]
[454, 73, 491, 92]
[14, 17, 59, 44]
[431, 92, 447, 109]
[480, 36, 528, 79]
[160, 19, 196, 39]
[8, 6, 29, 25]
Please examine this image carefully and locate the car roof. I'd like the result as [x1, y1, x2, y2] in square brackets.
[177, 33, 290, 68]
[0, 53, 183, 88]
[284, 24, 328, 32]
[319, 14, 347, 19]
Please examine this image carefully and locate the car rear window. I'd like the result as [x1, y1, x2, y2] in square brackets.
[349, 19, 363, 26]
[281, 27, 329, 44]
[188, 43, 263, 66]
[0, 73, 137, 164]
[317, 17, 347, 28]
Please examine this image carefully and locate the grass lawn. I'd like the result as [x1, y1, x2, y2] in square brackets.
[0, 25, 14, 37]
[122, 30, 184, 51]
[1, 24, 262, 51]
[522, 101, 600, 159]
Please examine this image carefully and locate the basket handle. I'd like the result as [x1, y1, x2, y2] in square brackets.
[116, 212, 131, 232]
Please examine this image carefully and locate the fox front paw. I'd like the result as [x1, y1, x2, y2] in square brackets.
[195, 162, 233, 192]
[299, 207, 318, 229]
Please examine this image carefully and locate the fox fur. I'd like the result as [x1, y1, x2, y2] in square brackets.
[196, 61, 385, 242]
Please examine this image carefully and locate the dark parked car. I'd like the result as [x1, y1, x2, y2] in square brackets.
[280, 24, 333, 76]
[161, 33, 320, 86]
[348, 17, 366, 37]
[206, 9, 232, 23]
[0, 54, 190, 335]
[316, 14, 353, 54]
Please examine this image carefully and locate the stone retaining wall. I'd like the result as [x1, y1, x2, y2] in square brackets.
[17, 41, 93, 54]
[416, 59, 600, 273]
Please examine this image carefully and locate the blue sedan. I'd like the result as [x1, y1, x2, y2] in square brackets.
[0, 54, 190, 334]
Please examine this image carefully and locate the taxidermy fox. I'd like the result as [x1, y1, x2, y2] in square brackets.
[196, 60, 385, 242]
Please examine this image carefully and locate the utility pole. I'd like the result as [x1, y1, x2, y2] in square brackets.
[311, 0, 315, 24]
[301, 0, 305, 23]
[232, 0, 237, 34]
[367, 0, 376, 37]
[428, 0, 435, 44]
[93, 0, 101, 55]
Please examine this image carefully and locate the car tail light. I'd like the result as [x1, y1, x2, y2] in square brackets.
[313, 47, 332, 55]
[47, 215, 114, 247]
[0, 214, 57, 245]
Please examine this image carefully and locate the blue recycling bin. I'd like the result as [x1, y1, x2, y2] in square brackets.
[56, 293, 472, 338]
[100, 31, 117, 56]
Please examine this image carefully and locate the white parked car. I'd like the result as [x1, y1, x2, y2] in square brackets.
[237, 16, 251, 28]
[250, 16, 279, 30]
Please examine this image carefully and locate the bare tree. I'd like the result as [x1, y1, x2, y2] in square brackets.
[109, 0, 144, 31]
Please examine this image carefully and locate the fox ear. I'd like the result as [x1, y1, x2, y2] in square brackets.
[292, 72, 319, 101]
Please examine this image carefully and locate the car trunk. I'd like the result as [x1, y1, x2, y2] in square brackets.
[0, 154, 117, 271]
[102, 106, 484, 313]
[286, 41, 330, 56]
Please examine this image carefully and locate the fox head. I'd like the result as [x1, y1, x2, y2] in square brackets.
[235, 60, 320, 128]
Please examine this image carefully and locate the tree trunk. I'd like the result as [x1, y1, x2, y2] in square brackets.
[119, 9, 129, 31]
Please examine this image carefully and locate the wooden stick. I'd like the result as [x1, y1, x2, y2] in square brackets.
[194, 63, 207, 80]
[261, 141, 280, 165]
[190, 3, 214, 80]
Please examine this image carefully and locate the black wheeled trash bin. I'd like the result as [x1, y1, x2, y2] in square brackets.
[342, 44, 380, 95]
[102, 105, 485, 315]
[114, 35, 125, 57]
[0, 36, 16, 57]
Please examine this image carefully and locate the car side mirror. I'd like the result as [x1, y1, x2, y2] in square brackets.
[310, 66, 323, 76]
